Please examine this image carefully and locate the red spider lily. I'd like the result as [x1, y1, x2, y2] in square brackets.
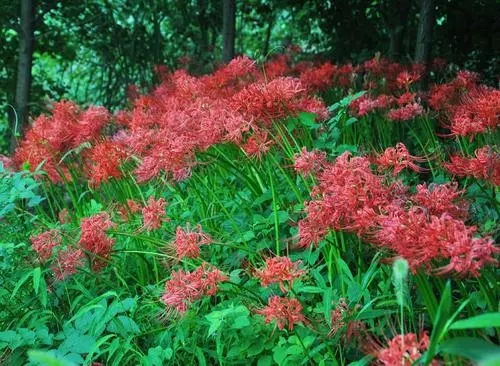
[448, 88, 500, 138]
[253, 256, 306, 292]
[255, 296, 306, 331]
[78, 212, 116, 270]
[396, 71, 420, 91]
[376, 208, 498, 277]
[13, 101, 110, 183]
[242, 129, 273, 159]
[293, 147, 327, 175]
[443, 146, 499, 186]
[263, 54, 292, 81]
[372, 143, 427, 176]
[84, 140, 127, 187]
[51, 248, 85, 281]
[298, 152, 402, 247]
[329, 299, 364, 340]
[171, 224, 212, 260]
[386, 102, 424, 121]
[58, 209, 71, 224]
[413, 182, 470, 220]
[141, 197, 168, 231]
[428, 70, 479, 111]
[30, 229, 61, 262]
[299, 62, 336, 92]
[350, 94, 393, 117]
[375, 332, 438, 365]
[161, 263, 227, 314]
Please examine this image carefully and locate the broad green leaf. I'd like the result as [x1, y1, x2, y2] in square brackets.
[450, 313, 500, 330]
[438, 337, 500, 363]
[27, 350, 76, 366]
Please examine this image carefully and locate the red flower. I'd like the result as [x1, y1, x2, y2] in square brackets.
[161, 263, 227, 314]
[172, 224, 212, 259]
[443, 146, 499, 186]
[396, 71, 420, 91]
[52, 248, 85, 280]
[141, 197, 168, 231]
[350, 94, 393, 116]
[84, 140, 127, 187]
[387, 102, 424, 121]
[373, 143, 426, 176]
[242, 129, 273, 159]
[293, 147, 327, 176]
[413, 182, 469, 220]
[78, 212, 116, 270]
[58, 209, 71, 224]
[376, 332, 437, 366]
[256, 296, 305, 331]
[376, 208, 499, 277]
[31, 229, 61, 261]
[254, 256, 306, 292]
[299, 62, 336, 91]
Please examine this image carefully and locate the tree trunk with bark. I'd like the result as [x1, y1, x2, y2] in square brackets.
[10, 0, 35, 153]
[222, 0, 236, 63]
[415, 0, 435, 88]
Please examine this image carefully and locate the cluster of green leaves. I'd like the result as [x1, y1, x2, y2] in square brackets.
[1, 96, 499, 366]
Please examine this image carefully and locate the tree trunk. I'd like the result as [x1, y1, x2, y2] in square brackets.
[388, 0, 410, 61]
[222, 0, 236, 63]
[415, 0, 435, 88]
[263, 17, 274, 57]
[10, 0, 35, 153]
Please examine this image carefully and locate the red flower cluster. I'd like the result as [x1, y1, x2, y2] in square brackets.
[141, 197, 169, 231]
[448, 88, 500, 138]
[386, 102, 424, 121]
[171, 224, 212, 260]
[14, 55, 330, 185]
[372, 143, 426, 175]
[255, 296, 305, 331]
[376, 332, 438, 365]
[161, 263, 227, 314]
[51, 248, 85, 281]
[78, 212, 116, 270]
[443, 145, 499, 186]
[253, 256, 306, 292]
[14, 101, 111, 183]
[30, 229, 61, 262]
[293, 147, 327, 175]
[84, 140, 127, 187]
[298, 151, 400, 246]
[298, 148, 498, 276]
[413, 182, 469, 220]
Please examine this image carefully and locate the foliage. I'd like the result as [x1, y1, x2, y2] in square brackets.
[0, 48, 499, 366]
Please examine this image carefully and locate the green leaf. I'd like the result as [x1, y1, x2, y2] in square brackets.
[58, 330, 96, 355]
[11, 270, 33, 299]
[422, 281, 452, 365]
[205, 311, 223, 337]
[33, 267, 41, 294]
[232, 315, 251, 329]
[146, 346, 173, 365]
[297, 285, 324, 294]
[450, 313, 500, 330]
[27, 350, 76, 366]
[345, 117, 358, 126]
[107, 316, 141, 335]
[438, 337, 500, 363]
[257, 355, 273, 366]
